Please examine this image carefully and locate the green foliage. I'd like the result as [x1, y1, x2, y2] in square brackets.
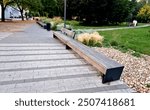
[40, 0, 58, 17]
[57, 23, 72, 30]
[108, 0, 133, 24]
[131, 51, 141, 57]
[61, 0, 134, 25]
[0, 0, 14, 21]
[137, 4, 150, 22]
[133, 1, 150, 21]
[40, 17, 49, 23]
[88, 39, 95, 47]
[28, 0, 42, 13]
[83, 39, 89, 45]
[14, 0, 42, 20]
[40, 17, 73, 30]
[117, 45, 129, 53]
[66, 20, 80, 26]
[146, 83, 150, 88]
[51, 24, 57, 30]
[102, 39, 111, 47]
[37, 0, 137, 25]
[0, 0, 12, 6]
[94, 42, 102, 47]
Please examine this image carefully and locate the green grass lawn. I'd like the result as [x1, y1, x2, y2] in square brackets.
[68, 20, 149, 56]
[99, 27, 150, 55]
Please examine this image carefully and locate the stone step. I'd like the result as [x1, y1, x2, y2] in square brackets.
[0, 75, 131, 93]
[0, 54, 80, 62]
[99, 88, 136, 93]
[62, 84, 130, 93]
[0, 46, 65, 51]
[0, 43, 64, 47]
[0, 72, 98, 85]
[0, 66, 97, 81]
[0, 59, 90, 71]
[0, 50, 75, 56]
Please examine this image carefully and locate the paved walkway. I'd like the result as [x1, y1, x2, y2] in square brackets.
[0, 24, 134, 93]
[0, 32, 13, 41]
[75, 24, 150, 33]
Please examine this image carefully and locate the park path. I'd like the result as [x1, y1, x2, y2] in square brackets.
[0, 23, 134, 93]
[75, 24, 150, 33]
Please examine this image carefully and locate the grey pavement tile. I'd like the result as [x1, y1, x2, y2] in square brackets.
[40, 87, 66, 93]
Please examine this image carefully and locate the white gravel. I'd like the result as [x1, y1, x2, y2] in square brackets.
[95, 47, 150, 93]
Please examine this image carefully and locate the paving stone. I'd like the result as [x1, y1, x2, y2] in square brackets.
[39, 87, 66, 93]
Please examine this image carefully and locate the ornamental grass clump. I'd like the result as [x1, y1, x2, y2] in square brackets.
[57, 23, 72, 30]
[40, 17, 51, 23]
[77, 33, 90, 45]
[77, 32, 104, 47]
[51, 17, 63, 30]
[51, 17, 63, 24]
[40, 17, 63, 30]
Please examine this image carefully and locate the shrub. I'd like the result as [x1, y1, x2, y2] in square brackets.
[94, 42, 102, 47]
[51, 17, 63, 24]
[88, 39, 95, 46]
[91, 32, 104, 42]
[131, 51, 141, 57]
[40, 17, 51, 23]
[66, 20, 80, 26]
[51, 23, 57, 30]
[76, 32, 104, 47]
[146, 83, 150, 88]
[40, 17, 63, 30]
[56, 23, 72, 30]
[50, 17, 63, 30]
[77, 33, 90, 43]
[137, 4, 150, 23]
[83, 39, 89, 45]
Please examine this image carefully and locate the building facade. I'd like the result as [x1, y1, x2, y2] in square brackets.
[0, 5, 21, 19]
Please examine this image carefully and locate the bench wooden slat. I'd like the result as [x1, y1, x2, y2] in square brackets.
[61, 28, 75, 38]
[53, 31, 124, 83]
[54, 31, 123, 68]
[37, 21, 46, 27]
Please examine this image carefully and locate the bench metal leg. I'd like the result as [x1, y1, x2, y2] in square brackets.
[66, 45, 71, 50]
[53, 34, 57, 39]
[102, 67, 124, 83]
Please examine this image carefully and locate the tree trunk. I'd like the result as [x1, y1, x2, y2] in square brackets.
[16, 3, 24, 21]
[1, 4, 5, 22]
[20, 10, 24, 21]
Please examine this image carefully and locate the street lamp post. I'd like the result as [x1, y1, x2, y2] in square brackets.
[64, 0, 66, 28]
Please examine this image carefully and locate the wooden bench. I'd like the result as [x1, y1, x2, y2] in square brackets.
[53, 29, 124, 83]
[36, 21, 46, 29]
[60, 28, 76, 39]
